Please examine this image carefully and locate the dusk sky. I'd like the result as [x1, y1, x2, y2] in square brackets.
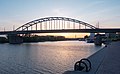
[0, 0, 120, 31]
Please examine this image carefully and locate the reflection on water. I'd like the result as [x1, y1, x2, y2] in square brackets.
[0, 41, 104, 74]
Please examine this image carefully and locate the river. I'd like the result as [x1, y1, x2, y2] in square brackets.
[0, 41, 104, 74]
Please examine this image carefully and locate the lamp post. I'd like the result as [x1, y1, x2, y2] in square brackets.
[13, 25, 15, 31]
[4, 27, 5, 31]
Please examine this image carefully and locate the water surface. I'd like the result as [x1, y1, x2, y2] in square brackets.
[0, 41, 104, 74]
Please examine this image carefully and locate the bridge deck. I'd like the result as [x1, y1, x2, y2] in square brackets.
[0, 28, 120, 35]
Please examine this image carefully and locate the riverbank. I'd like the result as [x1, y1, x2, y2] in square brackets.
[0, 35, 85, 43]
[63, 41, 120, 74]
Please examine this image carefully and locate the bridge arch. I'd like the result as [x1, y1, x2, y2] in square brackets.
[15, 17, 97, 31]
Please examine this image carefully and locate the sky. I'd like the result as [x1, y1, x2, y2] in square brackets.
[0, 0, 120, 37]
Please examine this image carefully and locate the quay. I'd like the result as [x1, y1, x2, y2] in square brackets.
[63, 41, 120, 74]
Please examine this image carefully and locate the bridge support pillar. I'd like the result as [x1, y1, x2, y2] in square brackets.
[94, 34, 102, 46]
[7, 34, 23, 44]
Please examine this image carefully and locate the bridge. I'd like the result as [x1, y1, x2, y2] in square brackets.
[0, 17, 120, 44]
[0, 17, 120, 35]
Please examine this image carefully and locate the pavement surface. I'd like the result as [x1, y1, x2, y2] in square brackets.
[63, 41, 120, 74]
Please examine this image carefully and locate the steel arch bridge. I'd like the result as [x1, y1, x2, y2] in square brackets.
[15, 17, 97, 31]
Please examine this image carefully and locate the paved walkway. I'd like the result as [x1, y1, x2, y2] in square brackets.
[63, 41, 120, 74]
[96, 41, 120, 74]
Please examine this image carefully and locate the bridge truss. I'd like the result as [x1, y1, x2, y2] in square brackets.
[15, 17, 97, 31]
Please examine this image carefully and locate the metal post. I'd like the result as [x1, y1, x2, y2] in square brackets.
[36, 23, 37, 30]
[43, 22, 45, 30]
[22, 27, 23, 31]
[4, 27, 5, 31]
[56, 20, 58, 29]
[73, 22, 75, 29]
[31, 26, 32, 30]
[44, 22, 47, 30]
[79, 24, 81, 29]
[59, 20, 60, 29]
[46, 21, 47, 30]
[43, 22, 46, 30]
[51, 20, 52, 30]
[63, 20, 64, 29]
[62, 20, 63, 29]
[54, 20, 55, 30]
[13, 25, 15, 31]
[68, 21, 70, 29]
[40, 23, 42, 30]
[49, 21, 50, 30]
[27, 27, 28, 31]
[64, 20, 65, 29]
[67, 21, 68, 29]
